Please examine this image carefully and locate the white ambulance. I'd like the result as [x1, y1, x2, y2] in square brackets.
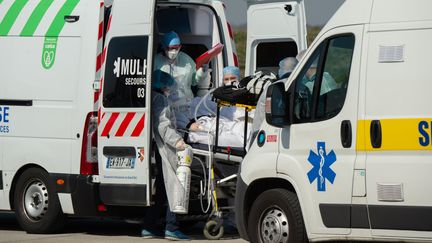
[0, 0, 306, 234]
[235, 0, 432, 242]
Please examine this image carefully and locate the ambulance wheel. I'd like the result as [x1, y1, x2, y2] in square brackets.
[203, 220, 224, 240]
[247, 189, 306, 243]
[14, 168, 65, 233]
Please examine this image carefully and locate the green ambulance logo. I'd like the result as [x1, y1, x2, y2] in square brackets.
[0, 0, 80, 69]
[42, 37, 57, 69]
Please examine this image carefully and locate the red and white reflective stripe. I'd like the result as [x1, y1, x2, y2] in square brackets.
[98, 12, 112, 125]
[94, 1, 104, 111]
[99, 112, 146, 137]
[227, 22, 239, 67]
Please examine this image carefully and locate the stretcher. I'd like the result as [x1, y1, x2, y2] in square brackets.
[181, 100, 255, 240]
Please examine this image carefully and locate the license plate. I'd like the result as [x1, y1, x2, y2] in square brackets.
[106, 157, 135, 169]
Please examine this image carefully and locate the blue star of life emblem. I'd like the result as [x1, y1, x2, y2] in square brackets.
[307, 142, 337, 192]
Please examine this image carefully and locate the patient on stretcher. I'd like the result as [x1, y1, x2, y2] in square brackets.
[186, 66, 255, 148]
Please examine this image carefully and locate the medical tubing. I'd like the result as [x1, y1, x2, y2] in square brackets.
[194, 88, 216, 123]
[194, 156, 211, 213]
[202, 91, 216, 116]
[182, 125, 211, 213]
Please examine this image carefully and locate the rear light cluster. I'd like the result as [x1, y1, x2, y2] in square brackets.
[80, 112, 99, 175]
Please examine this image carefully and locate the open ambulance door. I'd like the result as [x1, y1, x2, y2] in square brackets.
[245, 0, 307, 76]
[97, 0, 156, 207]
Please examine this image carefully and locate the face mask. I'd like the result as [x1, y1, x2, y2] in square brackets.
[166, 49, 179, 61]
[223, 76, 239, 87]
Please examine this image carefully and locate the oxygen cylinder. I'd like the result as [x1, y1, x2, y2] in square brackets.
[172, 145, 193, 214]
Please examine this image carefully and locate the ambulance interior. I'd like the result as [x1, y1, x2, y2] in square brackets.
[152, 2, 240, 218]
[152, 2, 302, 152]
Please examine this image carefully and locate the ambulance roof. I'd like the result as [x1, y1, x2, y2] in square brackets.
[321, 0, 432, 34]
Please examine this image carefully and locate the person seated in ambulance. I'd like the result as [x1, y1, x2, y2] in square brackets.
[249, 57, 299, 147]
[187, 66, 255, 148]
[141, 70, 190, 241]
[154, 31, 210, 130]
[294, 49, 338, 120]
[298, 50, 338, 95]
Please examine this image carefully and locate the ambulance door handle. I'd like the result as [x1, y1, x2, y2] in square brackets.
[64, 15, 80, 23]
[340, 120, 352, 148]
[370, 120, 382, 148]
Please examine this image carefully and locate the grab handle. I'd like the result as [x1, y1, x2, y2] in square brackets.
[370, 120, 382, 149]
[340, 120, 352, 148]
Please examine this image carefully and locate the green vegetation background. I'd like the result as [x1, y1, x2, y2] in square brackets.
[234, 26, 322, 75]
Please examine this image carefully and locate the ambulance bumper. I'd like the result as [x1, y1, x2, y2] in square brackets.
[50, 174, 148, 218]
[235, 175, 250, 241]
[50, 174, 101, 217]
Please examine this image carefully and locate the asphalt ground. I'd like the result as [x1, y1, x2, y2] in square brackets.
[0, 212, 247, 243]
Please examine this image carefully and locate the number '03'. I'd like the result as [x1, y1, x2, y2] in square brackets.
[418, 121, 432, 146]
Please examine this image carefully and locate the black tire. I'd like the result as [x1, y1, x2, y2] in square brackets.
[13, 168, 65, 233]
[203, 220, 224, 240]
[247, 189, 307, 243]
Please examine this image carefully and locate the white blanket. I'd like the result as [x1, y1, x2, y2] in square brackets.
[187, 116, 253, 148]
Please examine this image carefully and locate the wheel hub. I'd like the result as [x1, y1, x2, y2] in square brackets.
[24, 181, 49, 220]
[260, 208, 289, 243]
[30, 192, 42, 208]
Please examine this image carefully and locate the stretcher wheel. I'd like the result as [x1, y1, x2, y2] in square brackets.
[203, 220, 224, 240]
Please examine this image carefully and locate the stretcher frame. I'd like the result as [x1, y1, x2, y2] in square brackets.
[187, 100, 255, 240]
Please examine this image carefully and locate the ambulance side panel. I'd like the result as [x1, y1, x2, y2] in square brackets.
[0, 0, 100, 210]
[363, 21, 432, 238]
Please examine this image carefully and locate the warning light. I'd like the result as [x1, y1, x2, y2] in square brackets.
[56, 179, 65, 185]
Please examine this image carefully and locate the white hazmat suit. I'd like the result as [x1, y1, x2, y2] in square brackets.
[152, 91, 187, 211]
[154, 52, 206, 129]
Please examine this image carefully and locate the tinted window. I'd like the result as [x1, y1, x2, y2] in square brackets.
[316, 35, 355, 119]
[293, 44, 324, 122]
[103, 36, 148, 108]
[256, 41, 298, 74]
[292, 34, 355, 123]
[156, 8, 191, 34]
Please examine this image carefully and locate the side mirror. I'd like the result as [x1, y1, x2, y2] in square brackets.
[265, 82, 292, 128]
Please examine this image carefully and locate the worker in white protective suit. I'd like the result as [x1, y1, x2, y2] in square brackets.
[141, 70, 189, 241]
[154, 31, 210, 130]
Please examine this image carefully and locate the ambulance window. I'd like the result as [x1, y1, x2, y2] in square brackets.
[103, 36, 148, 108]
[316, 35, 355, 119]
[156, 8, 192, 34]
[293, 44, 324, 123]
[256, 41, 298, 74]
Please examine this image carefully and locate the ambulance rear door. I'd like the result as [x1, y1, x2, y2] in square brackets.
[97, 0, 156, 207]
[245, 0, 307, 76]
